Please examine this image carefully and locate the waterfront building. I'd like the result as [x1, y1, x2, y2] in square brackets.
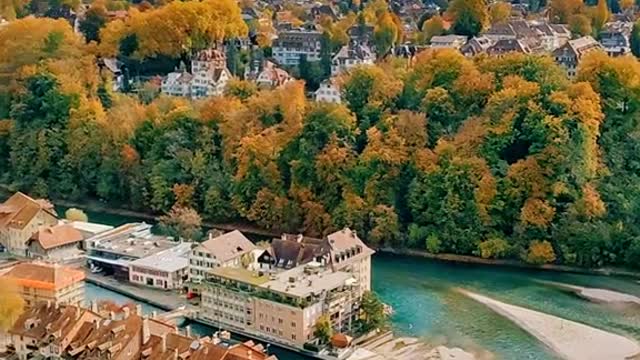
[0, 192, 58, 256]
[129, 242, 191, 290]
[26, 223, 84, 261]
[199, 228, 374, 349]
[1, 262, 85, 307]
[85, 223, 180, 280]
[4, 301, 277, 360]
[189, 230, 256, 285]
[272, 30, 322, 66]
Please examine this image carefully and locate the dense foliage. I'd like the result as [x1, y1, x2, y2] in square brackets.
[2, 13, 640, 269]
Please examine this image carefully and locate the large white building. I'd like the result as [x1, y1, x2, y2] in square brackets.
[331, 44, 375, 76]
[161, 48, 231, 99]
[129, 242, 192, 290]
[314, 79, 341, 104]
[272, 30, 323, 66]
[189, 230, 257, 285]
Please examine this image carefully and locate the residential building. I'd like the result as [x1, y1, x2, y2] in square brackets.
[256, 61, 292, 89]
[461, 36, 494, 57]
[4, 301, 277, 360]
[348, 23, 375, 48]
[100, 58, 125, 91]
[429, 35, 468, 50]
[129, 242, 191, 290]
[482, 19, 570, 53]
[314, 79, 341, 104]
[67, 221, 113, 242]
[553, 36, 603, 79]
[486, 38, 532, 56]
[272, 30, 323, 66]
[161, 70, 193, 97]
[189, 230, 256, 285]
[600, 21, 633, 57]
[0, 192, 58, 256]
[1, 262, 85, 307]
[161, 48, 231, 99]
[26, 223, 84, 261]
[331, 44, 375, 76]
[198, 228, 374, 349]
[85, 223, 180, 280]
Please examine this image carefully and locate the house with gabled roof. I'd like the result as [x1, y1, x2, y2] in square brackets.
[27, 223, 84, 261]
[0, 192, 58, 256]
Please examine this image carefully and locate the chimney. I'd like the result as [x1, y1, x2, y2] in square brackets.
[136, 304, 142, 315]
[173, 348, 178, 360]
[75, 306, 81, 319]
[123, 307, 130, 319]
[109, 311, 115, 320]
[160, 333, 167, 353]
[142, 318, 150, 345]
[91, 301, 98, 313]
[152, 311, 157, 318]
[185, 325, 191, 338]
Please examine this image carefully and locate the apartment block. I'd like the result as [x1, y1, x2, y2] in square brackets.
[0, 192, 58, 256]
[198, 228, 374, 349]
[272, 30, 322, 66]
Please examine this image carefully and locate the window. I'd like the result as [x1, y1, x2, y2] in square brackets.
[278, 318, 283, 324]
[291, 334, 296, 340]
[291, 322, 296, 328]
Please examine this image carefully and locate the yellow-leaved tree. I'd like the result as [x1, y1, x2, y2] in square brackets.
[0, 278, 24, 331]
[99, 0, 247, 58]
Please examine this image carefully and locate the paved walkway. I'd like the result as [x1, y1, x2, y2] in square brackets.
[459, 289, 640, 360]
[86, 272, 187, 311]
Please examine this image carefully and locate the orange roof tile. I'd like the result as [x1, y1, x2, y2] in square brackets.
[0, 192, 57, 230]
[2, 262, 85, 290]
[30, 223, 84, 250]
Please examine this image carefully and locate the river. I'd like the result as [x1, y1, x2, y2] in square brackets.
[77, 207, 640, 360]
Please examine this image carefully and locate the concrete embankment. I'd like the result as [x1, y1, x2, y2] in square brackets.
[458, 289, 640, 360]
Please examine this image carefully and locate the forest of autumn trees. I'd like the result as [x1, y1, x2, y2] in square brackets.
[2, 0, 640, 269]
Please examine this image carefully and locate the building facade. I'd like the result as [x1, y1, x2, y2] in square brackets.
[553, 36, 602, 79]
[189, 230, 256, 286]
[272, 30, 322, 66]
[26, 223, 84, 261]
[161, 48, 231, 99]
[1, 262, 85, 307]
[198, 228, 374, 349]
[314, 80, 341, 103]
[128, 242, 191, 290]
[0, 192, 58, 256]
[331, 44, 375, 76]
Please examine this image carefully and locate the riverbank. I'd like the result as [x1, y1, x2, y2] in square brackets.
[4, 185, 639, 279]
[379, 248, 640, 279]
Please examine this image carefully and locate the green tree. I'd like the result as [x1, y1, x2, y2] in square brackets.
[79, 4, 108, 43]
[313, 315, 333, 344]
[373, 11, 398, 57]
[631, 21, 640, 57]
[447, 0, 488, 36]
[569, 14, 592, 37]
[359, 291, 388, 331]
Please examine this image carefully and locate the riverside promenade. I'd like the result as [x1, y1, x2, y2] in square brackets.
[459, 289, 640, 360]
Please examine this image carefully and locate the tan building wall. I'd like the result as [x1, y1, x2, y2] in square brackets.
[0, 211, 57, 255]
[20, 281, 84, 308]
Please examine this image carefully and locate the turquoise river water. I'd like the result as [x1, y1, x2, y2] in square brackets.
[77, 207, 640, 360]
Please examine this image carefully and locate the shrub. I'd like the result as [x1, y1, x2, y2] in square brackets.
[425, 234, 442, 254]
[478, 237, 510, 259]
[524, 240, 556, 265]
